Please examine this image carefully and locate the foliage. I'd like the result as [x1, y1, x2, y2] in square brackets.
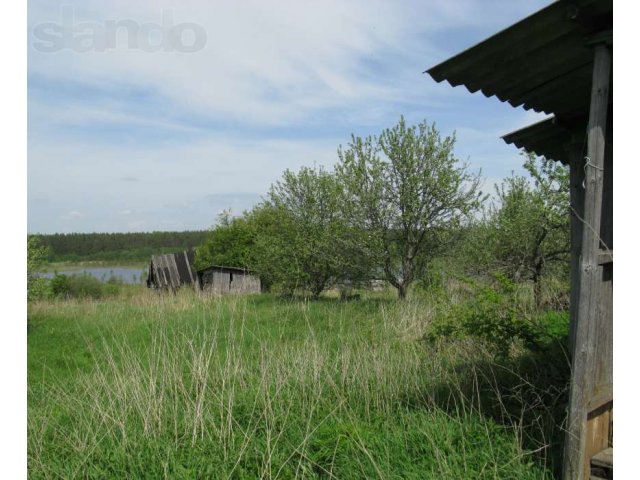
[195, 210, 256, 270]
[486, 154, 570, 306]
[49, 273, 121, 299]
[426, 274, 569, 358]
[336, 116, 483, 299]
[27, 235, 51, 301]
[251, 166, 372, 298]
[35, 230, 209, 263]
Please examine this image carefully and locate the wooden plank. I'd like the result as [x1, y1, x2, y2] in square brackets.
[183, 250, 196, 284]
[596, 250, 612, 265]
[563, 43, 611, 480]
[585, 404, 612, 474]
[168, 254, 181, 290]
[586, 384, 612, 411]
[567, 138, 585, 354]
[599, 117, 613, 249]
[590, 447, 612, 469]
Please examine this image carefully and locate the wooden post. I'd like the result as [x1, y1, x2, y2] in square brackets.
[562, 43, 611, 480]
[566, 138, 585, 355]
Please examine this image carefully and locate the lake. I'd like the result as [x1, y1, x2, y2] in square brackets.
[37, 267, 147, 285]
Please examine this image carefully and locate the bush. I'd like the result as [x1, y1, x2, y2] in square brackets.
[28, 236, 52, 301]
[415, 266, 446, 295]
[50, 273, 105, 299]
[426, 274, 569, 358]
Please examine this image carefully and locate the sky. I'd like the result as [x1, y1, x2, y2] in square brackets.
[27, 0, 551, 234]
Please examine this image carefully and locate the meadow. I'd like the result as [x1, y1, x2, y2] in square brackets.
[28, 285, 569, 479]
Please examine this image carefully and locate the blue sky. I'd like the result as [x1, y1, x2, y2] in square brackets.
[28, 0, 550, 233]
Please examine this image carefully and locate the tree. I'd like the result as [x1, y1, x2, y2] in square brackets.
[336, 117, 483, 299]
[489, 153, 570, 307]
[252, 166, 371, 298]
[27, 235, 51, 300]
[195, 210, 256, 270]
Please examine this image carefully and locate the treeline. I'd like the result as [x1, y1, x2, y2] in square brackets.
[196, 117, 570, 304]
[34, 231, 209, 262]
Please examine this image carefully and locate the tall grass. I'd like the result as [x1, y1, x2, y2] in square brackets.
[28, 288, 563, 479]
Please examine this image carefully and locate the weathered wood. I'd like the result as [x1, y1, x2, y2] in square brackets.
[600, 115, 613, 250]
[567, 138, 585, 354]
[590, 447, 612, 470]
[585, 403, 612, 476]
[563, 43, 611, 480]
[590, 446, 612, 480]
[148, 251, 199, 291]
[586, 384, 612, 412]
[183, 251, 196, 284]
[596, 250, 612, 265]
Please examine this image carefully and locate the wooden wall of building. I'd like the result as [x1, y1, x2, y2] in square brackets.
[198, 268, 261, 295]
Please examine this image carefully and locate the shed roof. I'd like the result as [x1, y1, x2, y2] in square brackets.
[502, 117, 574, 164]
[148, 250, 196, 289]
[426, 0, 612, 161]
[196, 265, 256, 275]
[427, 0, 611, 118]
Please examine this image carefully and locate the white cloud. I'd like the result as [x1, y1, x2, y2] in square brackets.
[63, 210, 83, 219]
[28, 0, 552, 233]
[28, 0, 547, 127]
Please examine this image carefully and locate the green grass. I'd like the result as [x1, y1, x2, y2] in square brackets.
[28, 288, 562, 479]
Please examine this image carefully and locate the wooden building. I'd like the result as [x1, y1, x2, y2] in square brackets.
[196, 265, 261, 295]
[147, 251, 261, 295]
[147, 250, 197, 290]
[426, 1, 612, 478]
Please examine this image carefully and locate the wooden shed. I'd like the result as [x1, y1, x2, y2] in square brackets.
[426, 1, 612, 478]
[196, 265, 261, 295]
[147, 250, 197, 290]
[147, 251, 261, 295]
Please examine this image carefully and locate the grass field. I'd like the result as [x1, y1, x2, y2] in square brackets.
[28, 287, 567, 479]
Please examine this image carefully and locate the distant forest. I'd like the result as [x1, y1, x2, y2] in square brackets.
[35, 231, 209, 263]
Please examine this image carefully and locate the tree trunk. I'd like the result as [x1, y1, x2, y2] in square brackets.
[397, 283, 408, 300]
[533, 260, 543, 309]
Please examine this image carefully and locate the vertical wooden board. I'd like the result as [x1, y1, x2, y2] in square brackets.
[568, 141, 585, 354]
[235, 273, 247, 293]
[213, 271, 230, 294]
[229, 272, 239, 293]
[183, 251, 196, 284]
[563, 43, 611, 480]
[156, 256, 168, 288]
[593, 265, 613, 396]
[169, 254, 181, 289]
[584, 403, 612, 476]
[249, 275, 261, 293]
[599, 116, 613, 250]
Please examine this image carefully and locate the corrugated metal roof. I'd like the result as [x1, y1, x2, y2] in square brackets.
[426, 0, 612, 119]
[502, 117, 573, 164]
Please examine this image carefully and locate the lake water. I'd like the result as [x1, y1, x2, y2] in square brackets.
[37, 267, 147, 284]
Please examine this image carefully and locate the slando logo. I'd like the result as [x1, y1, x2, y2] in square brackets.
[32, 6, 207, 53]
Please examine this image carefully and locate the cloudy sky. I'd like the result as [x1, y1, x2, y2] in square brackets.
[28, 0, 550, 234]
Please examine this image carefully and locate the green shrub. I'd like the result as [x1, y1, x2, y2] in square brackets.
[426, 274, 569, 358]
[50, 273, 105, 299]
[416, 267, 446, 294]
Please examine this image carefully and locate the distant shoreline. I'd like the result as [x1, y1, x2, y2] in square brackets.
[40, 260, 148, 272]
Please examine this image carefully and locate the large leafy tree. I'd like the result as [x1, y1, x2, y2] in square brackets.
[489, 154, 570, 307]
[253, 166, 371, 298]
[195, 210, 256, 270]
[336, 117, 483, 299]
